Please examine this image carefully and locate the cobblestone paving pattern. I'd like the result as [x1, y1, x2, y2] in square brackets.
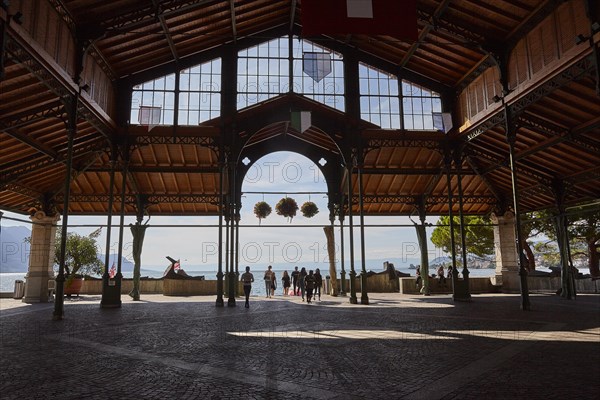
[0, 293, 598, 399]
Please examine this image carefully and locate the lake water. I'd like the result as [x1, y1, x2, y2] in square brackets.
[0, 266, 498, 295]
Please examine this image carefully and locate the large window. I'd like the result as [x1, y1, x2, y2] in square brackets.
[359, 63, 399, 129]
[292, 38, 344, 111]
[237, 36, 344, 112]
[131, 74, 176, 125]
[237, 37, 289, 109]
[130, 36, 442, 130]
[179, 58, 221, 125]
[402, 81, 442, 130]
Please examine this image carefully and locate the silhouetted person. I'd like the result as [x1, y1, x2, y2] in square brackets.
[305, 270, 316, 303]
[240, 266, 254, 308]
[314, 268, 323, 300]
[291, 266, 300, 295]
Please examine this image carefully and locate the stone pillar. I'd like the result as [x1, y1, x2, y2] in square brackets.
[491, 211, 520, 292]
[23, 211, 60, 303]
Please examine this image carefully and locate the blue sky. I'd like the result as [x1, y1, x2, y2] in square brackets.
[1, 152, 443, 271]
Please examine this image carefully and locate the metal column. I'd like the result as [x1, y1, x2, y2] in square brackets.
[339, 206, 346, 296]
[52, 96, 77, 320]
[357, 160, 369, 305]
[503, 101, 530, 310]
[347, 165, 357, 304]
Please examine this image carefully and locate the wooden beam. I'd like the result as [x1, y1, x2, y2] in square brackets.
[0, 123, 58, 159]
[229, 0, 237, 42]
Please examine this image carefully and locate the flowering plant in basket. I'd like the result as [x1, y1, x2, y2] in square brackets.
[275, 197, 299, 222]
[300, 201, 319, 218]
[253, 201, 272, 225]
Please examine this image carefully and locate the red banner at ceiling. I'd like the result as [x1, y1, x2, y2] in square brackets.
[301, 0, 418, 41]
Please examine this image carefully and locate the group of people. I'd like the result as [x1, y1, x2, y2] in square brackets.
[240, 265, 323, 307]
[415, 264, 456, 288]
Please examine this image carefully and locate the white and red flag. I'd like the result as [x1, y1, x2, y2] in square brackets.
[301, 0, 418, 41]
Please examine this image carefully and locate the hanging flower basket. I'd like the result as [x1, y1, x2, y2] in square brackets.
[275, 197, 299, 221]
[301, 201, 319, 218]
[253, 201, 272, 224]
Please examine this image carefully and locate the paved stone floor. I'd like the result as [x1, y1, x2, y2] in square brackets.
[0, 292, 599, 400]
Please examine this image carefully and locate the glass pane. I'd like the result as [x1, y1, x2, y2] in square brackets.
[163, 110, 174, 125]
[380, 97, 390, 113]
[360, 96, 370, 112]
[379, 79, 389, 96]
[179, 72, 189, 90]
[412, 98, 422, 113]
[390, 80, 399, 96]
[371, 114, 381, 127]
[269, 58, 279, 74]
[359, 78, 369, 95]
[414, 117, 424, 130]
[165, 74, 176, 90]
[390, 97, 400, 113]
[238, 58, 247, 74]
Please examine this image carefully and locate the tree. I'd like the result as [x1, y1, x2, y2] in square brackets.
[54, 228, 104, 277]
[567, 205, 600, 278]
[430, 216, 494, 259]
[526, 203, 599, 277]
[520, 210, 555, 271]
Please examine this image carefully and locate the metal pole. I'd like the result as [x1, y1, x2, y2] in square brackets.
[216, 161, 224, 306]
[357, 161, 369, 305]
[339, 209, 346, 296]
[416, 196, 430, 296]
[53, 95, 77, 320]
[228, 164, 236, 307]
[455, 152, 471, 299]
[504, 100, 530, 310]
[116, 157, 128, 277]
[445, 153, 459, 294]
[101, 148, 116, 294]
[347, 165, 357, 304]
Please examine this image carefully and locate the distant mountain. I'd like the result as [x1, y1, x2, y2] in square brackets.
[0, 226, 31, 272]
[0, 226, 134, 273]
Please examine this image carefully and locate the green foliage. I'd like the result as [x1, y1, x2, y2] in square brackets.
[533, 241, 561, 268]
[54, 228, 104, 277]
[300, 201, 319, 218]
[253, 201, 272, 223]
[275, 197, 298, 221]
[521, 210, 555, 241]
[526, 203, 599, 275]
[430, 215, 494, 258]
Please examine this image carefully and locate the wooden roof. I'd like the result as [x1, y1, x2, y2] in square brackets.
[1, 0, 599, 217]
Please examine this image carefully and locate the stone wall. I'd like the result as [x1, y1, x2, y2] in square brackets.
[81, 279, 163, 295]
[399, 277, 500, 295]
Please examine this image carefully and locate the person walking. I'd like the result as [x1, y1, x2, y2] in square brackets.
[291, 266, 300, 295]
[240, 266, 254, 308]
[264, 265, 274, 298]
[298, 267, 307, 301]
[271, 270, 277, 297]
[437, 265, 447, 285]
[305, 270, 316, 303]
[282, 271, 291, 296]
[314, 268, 323, 301]
[415, 265, 422, 289]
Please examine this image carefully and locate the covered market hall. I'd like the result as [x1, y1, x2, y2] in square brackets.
[1, 1, 600, 399]
[1, 3, 600, 309]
